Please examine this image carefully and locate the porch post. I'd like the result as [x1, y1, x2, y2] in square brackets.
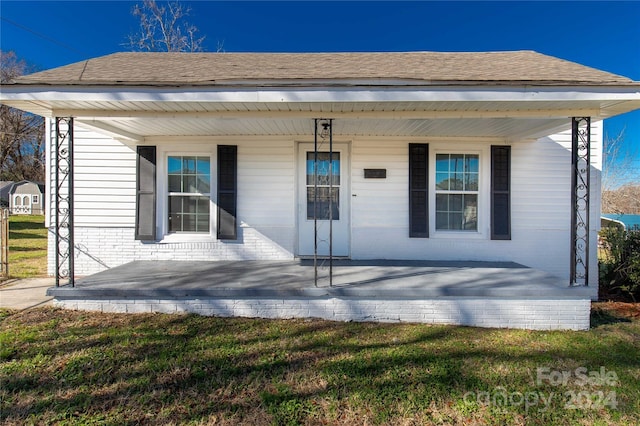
[312, 119, 335, 287]
[313, 119, 318, 287]
[570, 117, 590, 286]
[328, 118, 334, 287]
[54, 117, 75, 287]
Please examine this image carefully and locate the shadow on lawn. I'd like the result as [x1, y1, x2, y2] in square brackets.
[8, 220, 45, 232]
[591, 307, 632, 327]
[2, 309, 639, 425]
[8, 230, 46, 240]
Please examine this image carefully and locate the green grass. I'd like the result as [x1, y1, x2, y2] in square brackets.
[6, 215, 47, 279]
[1, 304, 639, 425]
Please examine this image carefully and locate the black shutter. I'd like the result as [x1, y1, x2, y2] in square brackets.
[491, 145, 511, 240]
[217, 145, 237, 240]
[409, 143, 429, 238]
[135, 146, 156, 241]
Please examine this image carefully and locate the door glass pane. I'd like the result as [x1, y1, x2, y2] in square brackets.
[307, 187, 339, 220]
[306, 151, 340, 220]
[306, 152, 340, 186]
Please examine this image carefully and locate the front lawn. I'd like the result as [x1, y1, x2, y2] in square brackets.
[1, 304, 639, 425]
[7, 214, 47, 279]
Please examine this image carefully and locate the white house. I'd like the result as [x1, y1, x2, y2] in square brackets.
[2, 51, 639, 329]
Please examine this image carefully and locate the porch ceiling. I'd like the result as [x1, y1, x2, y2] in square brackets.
[78, 116, 573, 141]
[3, 95, 640, 142]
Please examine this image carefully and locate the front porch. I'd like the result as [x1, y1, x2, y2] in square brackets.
[47, 260, 594, 330]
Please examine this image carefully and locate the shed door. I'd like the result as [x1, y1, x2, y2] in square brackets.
[297, 143, 350, 257]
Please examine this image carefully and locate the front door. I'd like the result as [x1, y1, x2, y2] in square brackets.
[297, 143, 350, 257]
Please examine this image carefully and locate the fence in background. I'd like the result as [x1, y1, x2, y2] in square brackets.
[1, 209, 8, 278]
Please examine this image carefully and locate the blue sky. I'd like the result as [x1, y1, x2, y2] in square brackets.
[2, 1, 639, 178]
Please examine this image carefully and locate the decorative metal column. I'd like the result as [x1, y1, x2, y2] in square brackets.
[570, 117, 590, 286]
[54, 117, 75, 287]
[313, 118, 334, 287]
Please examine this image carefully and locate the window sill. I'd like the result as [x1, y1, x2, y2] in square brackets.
[158, 233, 216, 244]
[431, 230, 485, 240]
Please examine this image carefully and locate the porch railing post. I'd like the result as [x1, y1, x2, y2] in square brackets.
[54, 117, 75, 287]
[570, 117, 590, 286]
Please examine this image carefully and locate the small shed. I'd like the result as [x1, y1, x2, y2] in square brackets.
[8, 181, 45, 215]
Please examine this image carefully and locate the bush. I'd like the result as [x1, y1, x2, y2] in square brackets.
[599, 226, 640, 302]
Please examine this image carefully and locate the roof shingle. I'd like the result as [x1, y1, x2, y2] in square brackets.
[10, 51, 637, 86]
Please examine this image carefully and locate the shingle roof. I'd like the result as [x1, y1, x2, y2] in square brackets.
[9, 51, 637, 87]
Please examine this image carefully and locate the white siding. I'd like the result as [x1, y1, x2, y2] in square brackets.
[238, 140, 296, 227]
[50, 121, 602, 285]
[47, 121, 137, 227]
[349, 121, 602, 284]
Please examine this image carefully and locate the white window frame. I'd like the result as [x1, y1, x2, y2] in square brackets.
[156, 145, 216, 242]
[430, 144, 489, 239]
[32, 195, 39, 204]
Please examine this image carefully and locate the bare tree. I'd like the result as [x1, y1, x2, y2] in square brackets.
[601, 129, 640, 214]
[0, 51, 45, 182]
[126, 0, 207, 52]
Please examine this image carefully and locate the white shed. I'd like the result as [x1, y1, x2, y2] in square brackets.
[8, 181, 45, 215]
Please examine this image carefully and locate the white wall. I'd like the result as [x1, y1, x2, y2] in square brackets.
[350, 122, 602, 284]
[48, 121, 602, 285]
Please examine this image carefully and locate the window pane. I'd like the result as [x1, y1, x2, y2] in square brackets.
[197, 197, 209, 215]
[463, 195, 478, 230]
[184, 176, 197, 193]
[436, 194, 448, 211]
[182, 214, 196, 232]
[450, 194, 463, 211]
[183, 157, 196, 174]
[168, 175, 181, 192]
[465, 173, 479, 191]
[196, 215, 210, 233]
[197, 175, 210, 193]
[168, 156, 182, 174]
[450, 172, 463, 190]
[197, 158, 210, 174]
[182, 196, 196, 213]
[435, 154, 449, 172]
[450, 213, 463, 230]
[436, 212, 448, 229]
[169, 196, 182, 214]
[169, 213, 182, 232]
[466, 155, 479, 173]
[451, 154, 464, 172]
[435, 172, 449, 190]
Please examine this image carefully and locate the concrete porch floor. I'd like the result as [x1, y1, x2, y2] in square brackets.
[47, 259, 596, 299]
[46, 260, 595, 330]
